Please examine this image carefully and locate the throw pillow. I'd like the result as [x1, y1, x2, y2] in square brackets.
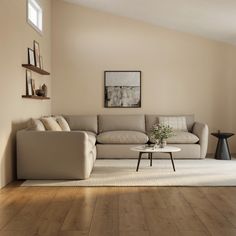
[41, 117, 62, 131]
[158, 116, 188, 131]
[55, 116, 71, 131]
[27, 118, 45, 131]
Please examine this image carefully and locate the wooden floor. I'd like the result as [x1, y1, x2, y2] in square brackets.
[0, 183, 236, 236]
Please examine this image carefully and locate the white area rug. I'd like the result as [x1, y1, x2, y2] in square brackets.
[22, 158, 236, 187]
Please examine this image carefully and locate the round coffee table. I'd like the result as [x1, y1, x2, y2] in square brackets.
[131, 145, 181, 172]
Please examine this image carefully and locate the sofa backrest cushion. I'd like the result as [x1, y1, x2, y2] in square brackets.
[146, 114, 195, 133]
[27, 118, 46, 131]
[158, 116, 188, 131]
[64, 115, 98, 133]
[98, 115, 146, 133]
[41, 117, 62, 131]
[54, 116, 71, 131]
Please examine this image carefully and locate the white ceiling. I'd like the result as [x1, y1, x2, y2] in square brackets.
[64, 0, 236, 45]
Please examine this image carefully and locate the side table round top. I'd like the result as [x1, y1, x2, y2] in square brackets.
[211, 132, 234, 139]
[130, 145, 181, 153]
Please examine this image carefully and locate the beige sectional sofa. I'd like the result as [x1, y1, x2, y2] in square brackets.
[17, 114, 208, 180]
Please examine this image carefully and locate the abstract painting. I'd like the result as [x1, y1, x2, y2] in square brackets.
[104, 71, 141, 108]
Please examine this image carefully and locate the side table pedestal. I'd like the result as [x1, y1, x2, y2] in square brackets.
[211, 132, 234, 160]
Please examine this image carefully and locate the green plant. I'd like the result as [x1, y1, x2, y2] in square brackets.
[150, 123, 174, 143]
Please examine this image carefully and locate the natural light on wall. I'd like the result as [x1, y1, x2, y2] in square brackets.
[27, 0, 43, 33]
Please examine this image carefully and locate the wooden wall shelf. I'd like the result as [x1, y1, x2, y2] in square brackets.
[22, 64, 50, 75]
[22, 95, 50, 100]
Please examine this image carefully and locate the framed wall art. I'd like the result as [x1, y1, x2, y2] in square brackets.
[33, 40, 40, 68]
[31, 78, 36, 95]
[39, 56, 43, 69]
[28, 48, 35, 66]
[104, 71, 141, 108]
[26, 70, 33, 96]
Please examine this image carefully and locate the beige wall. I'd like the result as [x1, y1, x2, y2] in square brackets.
[224, 46, 236, 152]
[0, 0, 235, 188]
[52, 0, 236, 153]
[0, 0, 52, 188]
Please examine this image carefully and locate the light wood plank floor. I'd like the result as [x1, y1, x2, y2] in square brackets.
[0, 182, 236, 236]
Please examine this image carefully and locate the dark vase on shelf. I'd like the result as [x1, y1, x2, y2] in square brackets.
[35, 89, 45, 97]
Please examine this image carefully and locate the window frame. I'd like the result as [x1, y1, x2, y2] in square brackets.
[27, 0, 43, 34]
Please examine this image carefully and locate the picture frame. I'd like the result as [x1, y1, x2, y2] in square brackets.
[39, 56, 43, 69]
[31, 78, 35, 95]
[26, 70, 33, 96]
[104, 71, 141, 108]
[28, 48, 35, 66]
[33, 40, 40, 68]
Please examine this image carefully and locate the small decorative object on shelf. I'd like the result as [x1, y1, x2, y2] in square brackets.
[150, 123, 174, 148]
[42, 84, 48, 97]
[28, 48, 35, 66]
[35, 89, 45, 97]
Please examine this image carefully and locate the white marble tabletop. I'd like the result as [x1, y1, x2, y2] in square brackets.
[130, 145, 181, 153]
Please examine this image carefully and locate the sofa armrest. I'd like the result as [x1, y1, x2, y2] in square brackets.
[17, 130, 93, 179]
[192, 122, 209, 158]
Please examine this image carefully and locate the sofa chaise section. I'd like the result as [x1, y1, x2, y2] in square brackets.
[17, 115, 98, 180]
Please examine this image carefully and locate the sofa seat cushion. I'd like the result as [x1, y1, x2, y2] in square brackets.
[149, 131, 199, 144]
[167, 131, 199, 144]
[97, 131, 148, 144]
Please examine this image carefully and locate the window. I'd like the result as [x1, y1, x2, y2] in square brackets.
[27, 0, 43, 33]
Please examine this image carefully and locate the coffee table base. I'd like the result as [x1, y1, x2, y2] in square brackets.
[136, 152, 176, 172]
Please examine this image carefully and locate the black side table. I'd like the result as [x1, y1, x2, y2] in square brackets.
[211, 132, 234, 160]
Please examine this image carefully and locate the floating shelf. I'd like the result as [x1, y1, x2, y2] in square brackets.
[22, 95, 50, 100]
[22, 64, 50, 75]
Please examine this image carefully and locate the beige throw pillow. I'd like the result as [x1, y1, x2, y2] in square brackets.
[55, 116, 71, 131]
[41, 117, 62, 131]
[28, 118, 45, 131]
[158, 116, 188, 131]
